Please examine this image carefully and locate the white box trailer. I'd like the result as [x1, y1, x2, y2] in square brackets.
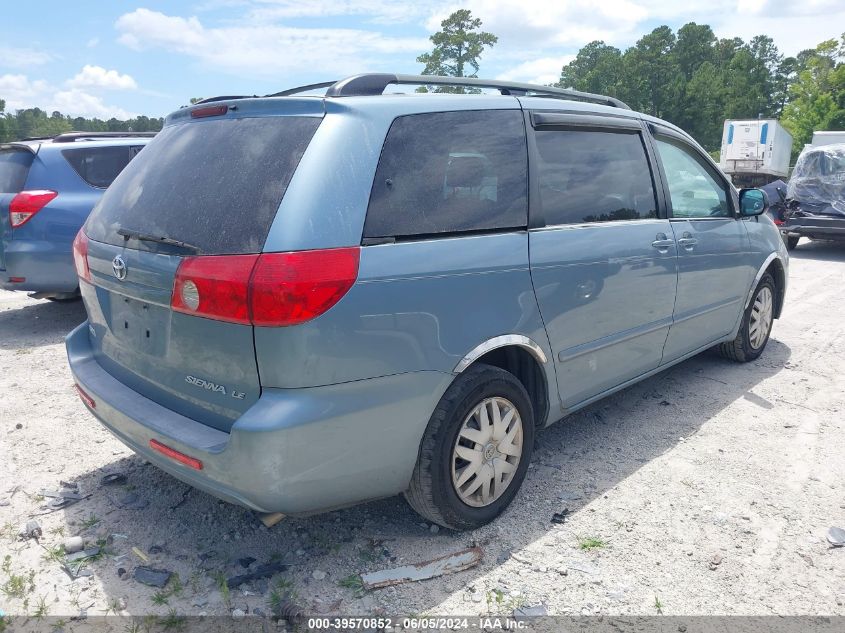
[811, 130, 845, 148]
[719, 119, 792, 186]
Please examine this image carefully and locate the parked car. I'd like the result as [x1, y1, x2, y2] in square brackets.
[66, 74, 788, 530]
[0, 132, 154, 299]
[782, 143, 845, 250]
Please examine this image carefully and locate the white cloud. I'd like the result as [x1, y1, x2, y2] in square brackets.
[67, 65, 138, 90]
[496, 56, 574, 86]
[86, 37, 100, 48]
[115, 8, 429, 78]
[244, 0, 428, 24]
[1, 73, 137, 119]
[426, 0, 648, 49]
[0, 46, 53, 70]
[50, 89, 137, 119]
[0, 74, 50, 105]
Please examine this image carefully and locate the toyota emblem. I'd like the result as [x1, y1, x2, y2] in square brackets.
[112, 255, 127, 280]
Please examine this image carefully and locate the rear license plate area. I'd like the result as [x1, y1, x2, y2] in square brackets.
[110, 296, 167, 356]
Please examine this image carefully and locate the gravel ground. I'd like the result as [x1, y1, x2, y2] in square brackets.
[1, 238, 844, 619]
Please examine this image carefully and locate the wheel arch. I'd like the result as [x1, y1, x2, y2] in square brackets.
[453, 336, 550, 428]
[746, 253, 786, 319]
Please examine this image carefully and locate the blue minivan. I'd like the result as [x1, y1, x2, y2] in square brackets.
[0, 132, 153, 299]
[66, 75, 788, 529]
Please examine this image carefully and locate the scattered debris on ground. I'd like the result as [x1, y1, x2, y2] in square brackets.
[133, 566, 172, 588]
[361, 547, 483, 590]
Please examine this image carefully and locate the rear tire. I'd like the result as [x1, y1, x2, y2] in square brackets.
[785, 236, 799, 250]
[404, 363, 535, 530]
[717, 273, 775, 363]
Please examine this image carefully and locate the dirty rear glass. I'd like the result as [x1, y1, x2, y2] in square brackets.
[0, 149, 34, 193]
[84, 116, 321, 254]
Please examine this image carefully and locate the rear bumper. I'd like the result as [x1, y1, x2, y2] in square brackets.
[782, 216, 845, 242]
[1, 238, 78, 293]
[66, 322, 453, 514]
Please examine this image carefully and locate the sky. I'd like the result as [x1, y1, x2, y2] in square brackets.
[1, 0, 843, 120]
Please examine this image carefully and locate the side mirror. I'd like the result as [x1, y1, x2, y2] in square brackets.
[739, 188, 769, 217]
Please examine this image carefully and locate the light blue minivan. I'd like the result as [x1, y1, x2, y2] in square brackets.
[66, 75, 788, 529]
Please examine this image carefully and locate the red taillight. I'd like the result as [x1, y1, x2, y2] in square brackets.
[75, 384, 96, 409]
[149, 439, 203, 470]
[774, 219, 784, 226]
[72, 230, 91, 283]
[250, 248, 360, 326]
[171, 254, 258, 324]
[191, 105, 228, 118]
[170, 247, 360, 327]
[9, 190, 57, 228]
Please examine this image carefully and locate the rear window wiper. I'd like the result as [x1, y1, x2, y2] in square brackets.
[117, 227, 202, 254]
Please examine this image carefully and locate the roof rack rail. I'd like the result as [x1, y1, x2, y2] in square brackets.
[265, 81, 338, 97]
[321, 74, 630, 109]
[51, 131, 158, 143]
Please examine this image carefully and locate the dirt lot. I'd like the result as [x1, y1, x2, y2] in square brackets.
[1, 239, 844, 619]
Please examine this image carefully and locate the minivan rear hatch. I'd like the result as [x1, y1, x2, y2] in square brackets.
[80, 103, 323, 432]
[0, 145, 36, 271]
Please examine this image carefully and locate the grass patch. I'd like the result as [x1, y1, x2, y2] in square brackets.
[33, 595, 49, 618]
[151, 574, 183, 606]
[1, 569, 36, 600]
[577, 536, 607, 550]
[213, 572, 231, 608]
[485, 588, 525, 613]
[269, 577, 299, 616]
[0, 523, 17, 541]
[337, 574, 366, 598]
[654, 594, 663, 615]
[80, 514, 100, 530]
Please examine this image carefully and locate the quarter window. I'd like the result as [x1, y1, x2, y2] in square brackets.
[654, 138, 730, 218]
[364, 110, 528, 238]
[534, 129, 657, 226]
[62, 146, 139, 189]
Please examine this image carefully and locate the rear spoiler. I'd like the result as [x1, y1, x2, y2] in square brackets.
[0, 142, 38, 154]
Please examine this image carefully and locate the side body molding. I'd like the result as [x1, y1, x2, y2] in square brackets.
[453, 335, 549, 374]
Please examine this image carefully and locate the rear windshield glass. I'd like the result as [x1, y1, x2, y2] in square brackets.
[0, 149, 34, 193]
[84, 116, 321, 254]
[364, 110, 528, 238]
[63, 146, 141, 189]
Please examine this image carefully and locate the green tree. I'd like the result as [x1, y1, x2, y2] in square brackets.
[417, 9, 497, 92]
[782, 37, 845, 155]
[674, 23, 717, 81]
[558, 41, 624, 96]
[621, 26, 683, 118]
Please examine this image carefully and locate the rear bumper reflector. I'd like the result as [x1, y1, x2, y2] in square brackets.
[75, 384, 96, 409]
[149, 439, 204, 470]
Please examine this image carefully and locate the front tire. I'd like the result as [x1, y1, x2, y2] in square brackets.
[717, 273, 775, 362]
[785, 235, 799, 250]
[404, 364, 535, 530]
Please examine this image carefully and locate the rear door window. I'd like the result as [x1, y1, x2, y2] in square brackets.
[0, 149, 34, 192]
[62, 146, 137, 189]
[534, 129, 657, 226]
[84, 116, 321, 255]
[364, 110, 528, 238]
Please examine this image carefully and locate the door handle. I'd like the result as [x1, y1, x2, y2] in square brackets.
[651, 233, 674, 252]
[677, 231, 698, 250]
